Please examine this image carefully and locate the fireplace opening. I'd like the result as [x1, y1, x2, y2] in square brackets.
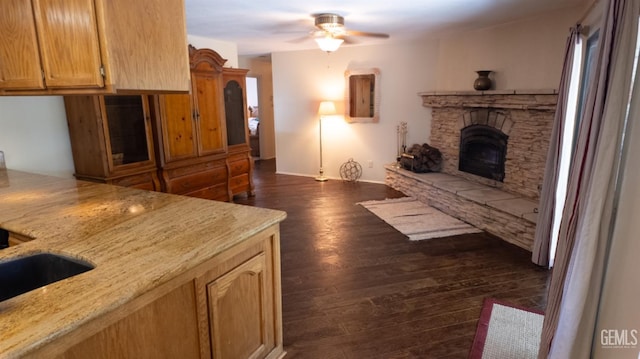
[459, 125, 508, 181]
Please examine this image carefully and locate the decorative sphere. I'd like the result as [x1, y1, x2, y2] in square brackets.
[340, 159, 362, 182]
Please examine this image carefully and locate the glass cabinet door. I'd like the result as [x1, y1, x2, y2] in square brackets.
[224, 80, 248, 146]
[103, 95, 153, 168]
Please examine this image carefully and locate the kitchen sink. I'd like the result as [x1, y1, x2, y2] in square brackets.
[0, 253, 94, 302]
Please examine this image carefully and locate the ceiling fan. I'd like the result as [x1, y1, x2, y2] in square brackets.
[303, 13, 390, 52]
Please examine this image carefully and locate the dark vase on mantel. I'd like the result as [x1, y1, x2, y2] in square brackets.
[473, 70, 493, 91]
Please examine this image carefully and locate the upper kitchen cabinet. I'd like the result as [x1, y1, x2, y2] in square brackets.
[0, 0, 190, 95]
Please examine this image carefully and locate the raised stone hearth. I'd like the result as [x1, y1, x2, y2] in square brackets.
[385, 90, 557, 250]
[385, 165, 537, 250]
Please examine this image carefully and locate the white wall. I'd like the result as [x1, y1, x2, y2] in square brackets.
[435, 9, 579, 91]
[0, 97, 74, 178]
[271, 7, 579, 183]
[272, 41, 436, 183]
[187, 35, 239, 68]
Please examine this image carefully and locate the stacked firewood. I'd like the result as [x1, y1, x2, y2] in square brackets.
[400, 143, 443, 173]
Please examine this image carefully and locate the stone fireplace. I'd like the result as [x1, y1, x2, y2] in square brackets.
[385, 90, 557, 250]
[423, 90, 558, 200]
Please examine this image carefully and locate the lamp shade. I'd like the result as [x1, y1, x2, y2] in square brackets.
[318, 101, 337, 116]
[315, 36, 343, 52]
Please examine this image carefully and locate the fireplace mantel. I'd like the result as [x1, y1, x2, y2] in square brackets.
[419, 89, 558, 111]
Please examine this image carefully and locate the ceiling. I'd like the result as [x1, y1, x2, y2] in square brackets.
[185, 0, 587, 56]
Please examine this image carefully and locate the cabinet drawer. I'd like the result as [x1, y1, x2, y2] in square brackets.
[168, 166, 226, 195]
[130, 182, 156, 191]
[230, 174, 249, 190]
[110, 172, 158, 191]
[166, 160, 227, 179]
[230, 174, 251, 197]
[185, 184, 229, 202]
[169, 171, 214, 195]
[229, 159, 250, 177]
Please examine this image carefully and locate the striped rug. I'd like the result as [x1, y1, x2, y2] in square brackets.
[357, 197, 481, 241]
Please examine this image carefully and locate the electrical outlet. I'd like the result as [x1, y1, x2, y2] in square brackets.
[368, 160, 373, 168]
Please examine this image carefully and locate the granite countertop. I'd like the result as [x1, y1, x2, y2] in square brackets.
[0, 170, 287, 357]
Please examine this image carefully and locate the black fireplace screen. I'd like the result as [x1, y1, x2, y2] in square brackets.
[459, 125, 508, 181]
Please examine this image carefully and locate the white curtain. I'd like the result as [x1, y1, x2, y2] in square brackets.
[531, 26, 581, 267]
[538, 0, 640, 358]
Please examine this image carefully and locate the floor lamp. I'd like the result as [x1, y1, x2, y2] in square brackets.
[316, 101, 336, 181]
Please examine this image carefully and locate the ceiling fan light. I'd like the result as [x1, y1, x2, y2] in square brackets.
[315, 36, 344, 52]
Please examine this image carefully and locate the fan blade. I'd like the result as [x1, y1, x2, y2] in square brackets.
[287, 34, 312, 44]
[268, 16, 313, 34]
[340, 36, 359, 45]
[344, 30, 389, 39]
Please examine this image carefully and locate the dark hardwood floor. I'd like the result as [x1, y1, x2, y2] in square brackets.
[235, 159, 549, 358]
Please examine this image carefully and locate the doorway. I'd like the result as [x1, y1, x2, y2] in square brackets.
[246, 76, 260, 158]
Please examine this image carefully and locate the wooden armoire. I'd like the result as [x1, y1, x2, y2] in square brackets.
[64, 46, 254, 202]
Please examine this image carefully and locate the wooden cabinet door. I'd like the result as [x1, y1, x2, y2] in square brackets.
[0, 0, 45, 89]
[159, 94, 198, 162]
[32, 0, 104, 88]
[205, 253, 274, 359]
[192, 72, 226, 156]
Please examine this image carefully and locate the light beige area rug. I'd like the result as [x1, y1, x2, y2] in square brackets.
[469, 298, 544, 359]
[357, 197, 482, 241]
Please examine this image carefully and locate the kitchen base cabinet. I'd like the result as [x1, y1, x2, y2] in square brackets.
[204, 254, 269, 358]
[55, 282, 201, 359]
[26, 225, 285, 359]
[195, 228, 283, 359]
